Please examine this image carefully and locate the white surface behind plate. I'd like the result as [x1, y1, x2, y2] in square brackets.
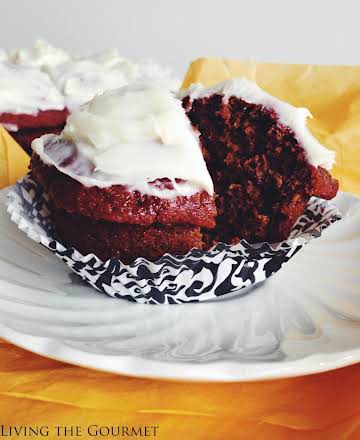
[2, 0, 360, 77]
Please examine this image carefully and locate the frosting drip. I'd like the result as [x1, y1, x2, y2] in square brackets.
[32, 84, 213, 198]
[181, 78, 335, 170]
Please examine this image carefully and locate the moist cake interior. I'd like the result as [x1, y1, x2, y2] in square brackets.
[183, 94, 338, 245]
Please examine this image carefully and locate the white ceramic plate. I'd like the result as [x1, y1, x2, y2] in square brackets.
[0, 188, 359, 381]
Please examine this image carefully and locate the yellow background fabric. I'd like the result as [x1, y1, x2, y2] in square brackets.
[0, 125, 30, 188]
[0, 60, 360, 438]
[0, 340, 359, 439]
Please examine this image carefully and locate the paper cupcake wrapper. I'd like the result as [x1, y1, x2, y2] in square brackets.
[7, 175, 341, 304]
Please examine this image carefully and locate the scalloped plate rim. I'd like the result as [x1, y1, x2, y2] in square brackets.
[0, 323, 359, 382]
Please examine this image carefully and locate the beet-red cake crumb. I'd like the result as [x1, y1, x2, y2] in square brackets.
[0, 108, 69, 154]
[182, 94, 339, 245]
[0, 109, 69, 129]
[30, 152, 216, 263]
[31, 154, 216, 229]
[53, 207, 203, 264]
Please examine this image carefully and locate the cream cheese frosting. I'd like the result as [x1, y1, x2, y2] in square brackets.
[115, 58, 180, 90]
[45, 56, 129, 110]
[32, 84, 213, 198]
[2, 39, 180, 114]
[9, 38, 71, 69]
[0, 62, 66, 115]
[181, 78, 335, 170]
[46, 50, 180, 110]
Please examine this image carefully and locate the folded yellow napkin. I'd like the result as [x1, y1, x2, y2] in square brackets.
[182, 58, 360, 195]
[0, 125, 30, 189]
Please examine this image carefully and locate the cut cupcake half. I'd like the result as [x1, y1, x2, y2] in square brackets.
[181, 78, 338, 245]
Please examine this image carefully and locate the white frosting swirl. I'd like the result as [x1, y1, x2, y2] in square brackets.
[32, 84, 213, 198]
[2, 39, 180, 116]
[46, 49, 180, 110]
[9, 38, 70, 69]
[45, 57, 127, 110]
[0, 62, 66, 115]
[181, 78, 336, 170]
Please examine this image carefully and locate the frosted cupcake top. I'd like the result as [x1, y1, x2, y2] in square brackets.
[2, 39, 180, 113]
[181, 78, 336, 170]
[0, 62, 66, 115]
[46, 50, 180, 110]
[32, 84, 213, 198]
[9, 38, 71, 69]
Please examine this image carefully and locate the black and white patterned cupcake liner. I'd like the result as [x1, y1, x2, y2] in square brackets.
[7, 175, 341, 304]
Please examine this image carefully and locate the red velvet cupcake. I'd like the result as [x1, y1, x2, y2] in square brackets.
[0, 62, 68, 154]
[31, 84, 216, 263]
